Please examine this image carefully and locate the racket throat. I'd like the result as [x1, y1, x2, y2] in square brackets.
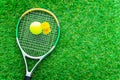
[24, 56, 43, 77]
[26, 71, 31, 77]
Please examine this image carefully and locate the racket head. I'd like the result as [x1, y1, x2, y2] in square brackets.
[16, 8, 60, 58]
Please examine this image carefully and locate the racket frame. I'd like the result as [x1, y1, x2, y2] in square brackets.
[16, 8, 60, 77]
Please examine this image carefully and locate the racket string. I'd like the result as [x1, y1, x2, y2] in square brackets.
[18, 10, 58, 56]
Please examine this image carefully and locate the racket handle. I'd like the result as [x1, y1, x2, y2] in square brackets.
[24, 76, 31, 80]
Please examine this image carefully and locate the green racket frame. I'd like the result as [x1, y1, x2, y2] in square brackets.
[16, 8, 60, 79]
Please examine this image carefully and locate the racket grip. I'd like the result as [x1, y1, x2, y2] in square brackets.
[24, 76, 31, 80]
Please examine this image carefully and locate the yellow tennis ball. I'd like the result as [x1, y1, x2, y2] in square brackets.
[30, 22, 42, 35]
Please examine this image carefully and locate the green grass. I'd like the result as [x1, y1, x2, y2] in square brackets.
[0, 0, 120, 80]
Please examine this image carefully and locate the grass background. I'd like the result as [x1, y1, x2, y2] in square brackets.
[0, 0, 120, 80]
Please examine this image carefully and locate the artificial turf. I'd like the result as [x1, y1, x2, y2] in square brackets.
[0, 0, 120, 80]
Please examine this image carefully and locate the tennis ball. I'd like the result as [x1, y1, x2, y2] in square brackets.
[30, 21, 42, 35]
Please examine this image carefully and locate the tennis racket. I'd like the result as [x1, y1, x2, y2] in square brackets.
[16, 8, 60, 80]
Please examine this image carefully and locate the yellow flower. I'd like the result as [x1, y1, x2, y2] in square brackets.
[41, 22, 50, 30]
[41, 22, 51, 35]
[43, 28, 51, 35]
